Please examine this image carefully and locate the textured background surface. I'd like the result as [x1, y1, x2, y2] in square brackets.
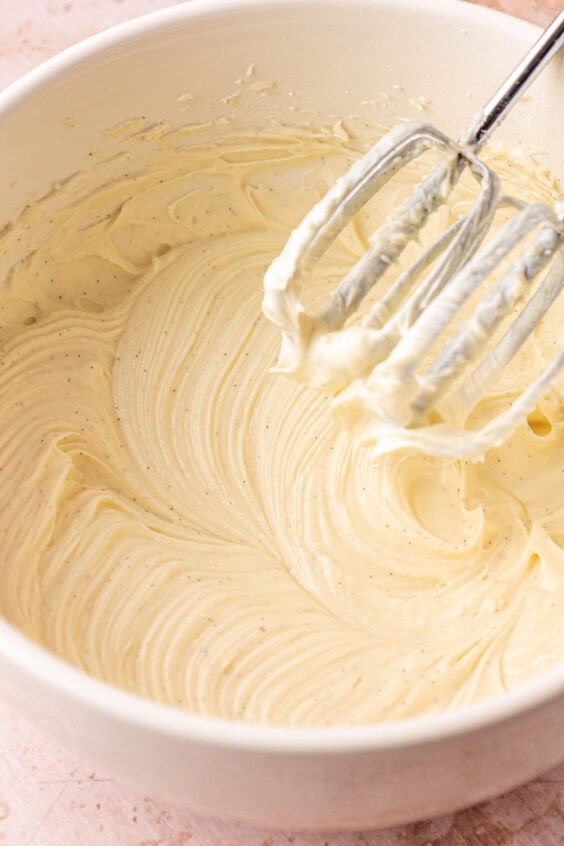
[1, 0, 564, 843]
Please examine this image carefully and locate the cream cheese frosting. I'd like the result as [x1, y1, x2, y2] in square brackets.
[1, 121, 564, 726]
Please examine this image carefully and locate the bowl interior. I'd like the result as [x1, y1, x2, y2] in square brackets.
[0, 0, 562, 224]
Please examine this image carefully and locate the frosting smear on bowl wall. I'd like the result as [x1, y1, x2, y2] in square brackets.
[0, 118, 563, 727]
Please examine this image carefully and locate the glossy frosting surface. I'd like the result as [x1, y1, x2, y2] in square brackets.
[0, 122, 563, 725]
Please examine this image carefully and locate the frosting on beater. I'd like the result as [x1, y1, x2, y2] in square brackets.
[263, 123, 564, 459]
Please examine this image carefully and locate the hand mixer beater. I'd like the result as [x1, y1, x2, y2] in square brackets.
[263, 9, 564, 459]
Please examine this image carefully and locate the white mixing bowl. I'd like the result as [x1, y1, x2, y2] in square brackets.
[1, 0, 564, 831]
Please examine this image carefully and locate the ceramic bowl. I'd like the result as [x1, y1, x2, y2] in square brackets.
[1, 0, 564, 830]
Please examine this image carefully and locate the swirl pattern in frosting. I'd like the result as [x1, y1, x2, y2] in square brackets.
[0, 122, 563, 725]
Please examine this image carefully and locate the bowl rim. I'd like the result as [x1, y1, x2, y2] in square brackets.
[1, 0, 560, 755]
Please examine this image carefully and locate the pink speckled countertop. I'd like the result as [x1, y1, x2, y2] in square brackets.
[2, 1, 564, 844]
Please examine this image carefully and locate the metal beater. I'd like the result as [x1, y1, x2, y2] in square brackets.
[263, 9, 564, 458]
